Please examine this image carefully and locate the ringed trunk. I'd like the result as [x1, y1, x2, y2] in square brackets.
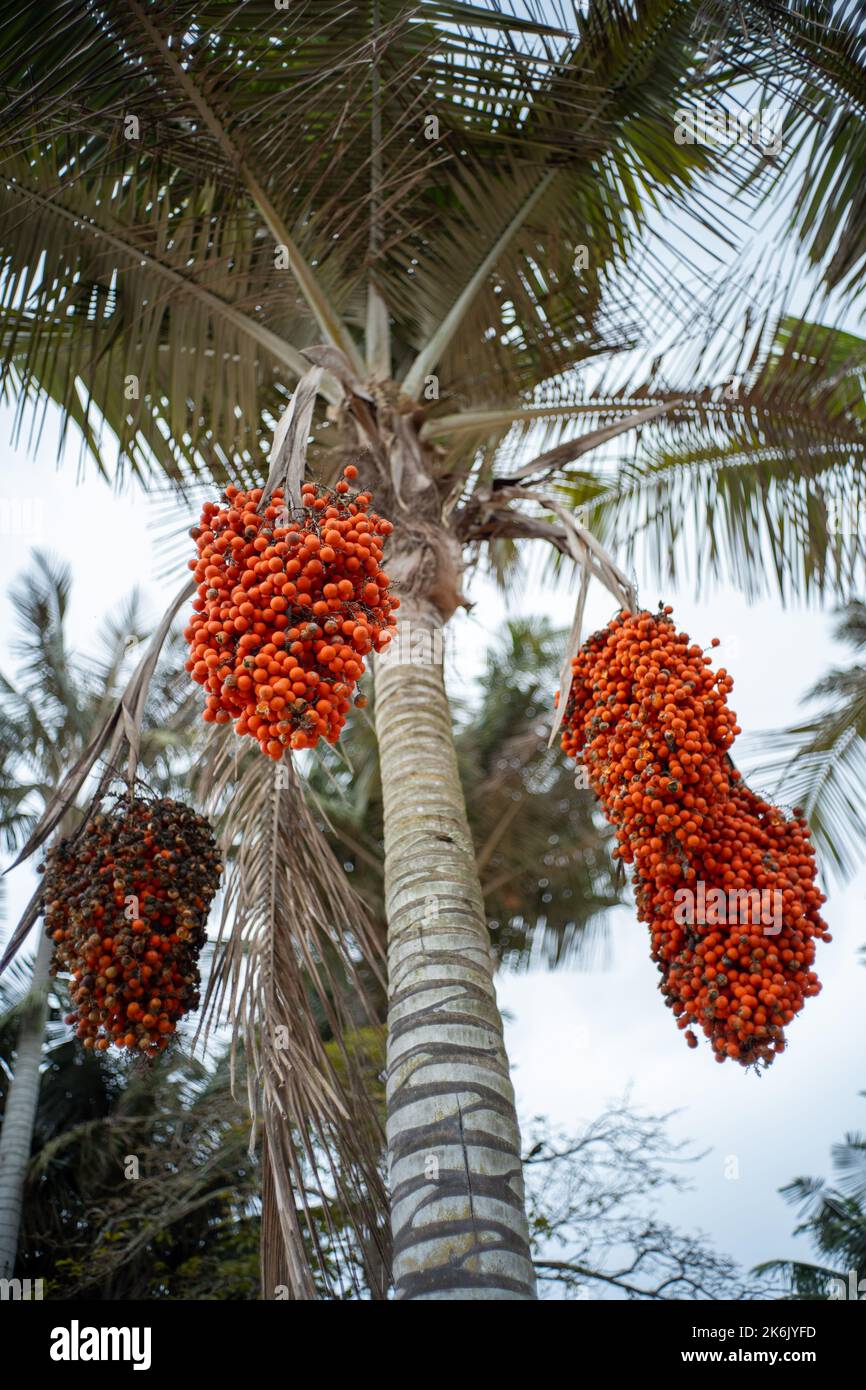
[374, 595, 536, 1300]
[0, 927, 51, 1278]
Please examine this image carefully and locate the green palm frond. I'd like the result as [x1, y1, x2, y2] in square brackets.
[749, 721, 866, 882]
[555, 317, 866, 601]
[744, 0, 866, 299]
[830, 1132, 866, 1204]
[0, 0, 766, 485]
[746, 600, 866, 881]
[757, 1089, 866, 1298]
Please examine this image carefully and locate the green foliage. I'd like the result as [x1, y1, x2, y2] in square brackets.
[758, 1093, 866, 1299]
[747, 599, 866, 881]
[11, 1037, 261, 1300]
[0, 0, 730, 481]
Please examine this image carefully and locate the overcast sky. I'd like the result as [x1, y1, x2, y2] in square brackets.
[3, 76, 865, 1291]
[1, 397, 863, 1294]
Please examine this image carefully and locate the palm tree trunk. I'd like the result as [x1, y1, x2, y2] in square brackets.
[0, 928, 51, 1278]
[374, 597, 536, 1300]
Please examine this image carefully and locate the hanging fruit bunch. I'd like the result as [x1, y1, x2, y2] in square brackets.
[43, 795, 222, 1054]
[560, 604, 830, 1069]
[184, 466, 398, 757]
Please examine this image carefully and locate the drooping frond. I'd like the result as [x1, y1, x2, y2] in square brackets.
[557, 317, 866, 601]
[0, 0, 766, 484]
[196, 739, 389, 1300]
[726, 0, 866, 300]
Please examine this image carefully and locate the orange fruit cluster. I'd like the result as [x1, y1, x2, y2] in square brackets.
[560, 606, 830, 1068]
[184, 467, 398, 756]
[44, 796, 221, 1054]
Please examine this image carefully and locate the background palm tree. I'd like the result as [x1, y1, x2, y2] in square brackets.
[2, 0, 866, 1297]
[0, 551, 196, 1278]
[748, 599, 866, 882]
[310, 616, 621, 967]
[751, 601, 866, 1300]
[4, 967, 768, 1301]
[0, 955, 262, 1300]
[768, 1125, 866, 1300]
[757, 1057, 866, 1301]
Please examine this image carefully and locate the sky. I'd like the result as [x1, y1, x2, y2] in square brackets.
[1, 398, 863, 1295]
[0, 45, 864, 1295]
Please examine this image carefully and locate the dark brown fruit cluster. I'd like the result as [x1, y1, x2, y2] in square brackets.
[560, 606, 830, 1068]
[44, 795, 222, 1054]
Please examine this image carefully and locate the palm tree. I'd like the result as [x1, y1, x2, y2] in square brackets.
[309, 616, 621, 967]
[749, 598, 866, 882]
[757, 1097, 866, 1299]
[0, 552, 195, 1279]
[0, 931, 51, 1280]
[1, 0, 865, 1298]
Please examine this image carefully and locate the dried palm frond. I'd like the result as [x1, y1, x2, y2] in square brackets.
[0, 575, 196, 974]
[195, 738, 389, 1300]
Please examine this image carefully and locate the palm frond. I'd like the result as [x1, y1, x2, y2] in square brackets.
[745, 599, 866, 881]
[0, 0, 776, 487]
[557, 317, 866, 601]
[196, 739, 389, 1300]
[740, 0, 866, 300]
